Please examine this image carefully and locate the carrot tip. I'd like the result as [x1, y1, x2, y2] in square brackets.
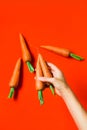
[70, 53, 85, 61]
[50, 84, 55, 95]
[8, 87, 15, 98]
[38, 90, 44, 105]
[26, 61, 34, 73]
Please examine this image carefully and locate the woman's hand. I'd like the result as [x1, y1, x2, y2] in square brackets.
[36, 62, 87, 129]
[37, 62, 68, 96]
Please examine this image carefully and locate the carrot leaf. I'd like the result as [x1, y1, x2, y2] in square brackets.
[70, 53, 84, 61]
[38, 90, 44, 105]
[26, 61, 34, 73]
[8, 87, 15, 98]
[50, 84, 55, 95]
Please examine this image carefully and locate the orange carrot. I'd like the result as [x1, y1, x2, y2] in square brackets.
[39, 54, 52, 78]
[19, 33, 34, 72]
[40, 45, 84, 61]
[39, 54, 54, 94]
[36, 56, 44, 91]
[8, 58, 21, 98]
[36, 55, 44, 104]
[19, 33, 31, 62]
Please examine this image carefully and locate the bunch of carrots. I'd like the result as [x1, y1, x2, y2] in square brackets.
[8, 33, 84, 105]
[36, 54, 54, 104]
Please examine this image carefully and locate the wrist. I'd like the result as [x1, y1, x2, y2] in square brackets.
[59, 83, 70, 98]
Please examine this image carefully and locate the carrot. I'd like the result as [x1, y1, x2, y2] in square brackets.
[19, 33, 34, 72]
[36, 56, 44, 105]
[8, 58, 21, 98]
[39, 54, 54, 95]
[40, 45, 84, 61]
[36, 56, 44, 91]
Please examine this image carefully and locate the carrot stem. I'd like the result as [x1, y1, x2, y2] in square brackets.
[8, 87, 15, 98]
[26, 61, 34, 73]
[38, 90, 44, 105]
[70, 53, 84, 61]
[50, 84, 55, 95]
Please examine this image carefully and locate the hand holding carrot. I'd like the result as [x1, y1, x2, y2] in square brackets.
[39, 54, 55, 95]
[37, 62, 87, 130]
[37, 62, 68, 96]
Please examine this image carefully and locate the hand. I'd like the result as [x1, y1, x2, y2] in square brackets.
[36, 63, 87, 130]
[37, 62, 68, 96]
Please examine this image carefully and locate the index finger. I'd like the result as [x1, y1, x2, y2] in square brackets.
[47, 62, 61, 72]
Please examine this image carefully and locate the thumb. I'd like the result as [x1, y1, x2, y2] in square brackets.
[37, 77, 54, 84]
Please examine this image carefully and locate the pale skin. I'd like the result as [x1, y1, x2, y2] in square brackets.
[37, 62, 87, 130]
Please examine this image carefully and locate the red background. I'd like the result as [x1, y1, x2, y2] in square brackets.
[0, 0, 87, 130]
